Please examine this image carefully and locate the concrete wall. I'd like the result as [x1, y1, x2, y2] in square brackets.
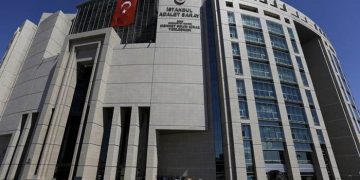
[0, 21, 37, 123]
[303, 38, 360, 179]
[0, 11, 74, 179]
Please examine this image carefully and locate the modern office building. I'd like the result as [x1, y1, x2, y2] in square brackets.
[0, 0, 359, 179]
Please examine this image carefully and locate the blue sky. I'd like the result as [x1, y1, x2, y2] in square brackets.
[0, 0, 359, 106]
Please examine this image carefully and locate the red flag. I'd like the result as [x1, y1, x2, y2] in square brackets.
[111, 0, 138, 27]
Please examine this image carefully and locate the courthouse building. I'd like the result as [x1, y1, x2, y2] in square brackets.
[0, 0, 359, 179]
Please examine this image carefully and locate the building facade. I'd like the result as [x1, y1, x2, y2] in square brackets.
[0, 0, 358, 179]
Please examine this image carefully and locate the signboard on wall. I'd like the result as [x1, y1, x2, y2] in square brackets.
[158, 0, 201, 33]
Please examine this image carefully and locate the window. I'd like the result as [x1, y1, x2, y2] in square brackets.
[244, 28, 265, 44]
[296, 151, 312, 164]
[242, 124, 252, 139]
[287, 27, 295, 39]
[286, 103, 307, 123]
[300, 72, 309, 86]
[241, 14, 261, 29]
[328, 51, 337, 72]
[252, 80, 276, 98]
[239, 4, 258, 13]
[264, 10, 280, 20]
[237, 80, 246, 97]
[281, 84, 302, 102]
[284, 18, 290, 24]
[296, 56, 304, 70]
[294, 142, 312, 151]
[291, 40, 299, 53]
[260, 125, 284, 141]
[273, 50, 292, 66]
[250, 62, 272, 79]
[232, 42, 240, 56]
[226, 1, 233, 8]
[242, 124, 255, 175]
[291, 126, 312, 143]
[311, 109, 320, 126]
[263, 150, 284, 164]
[316, 129, 325, 144]
[246, 44, 268, 61]
[234, 59, 243, 75]
[239, 97, 249, 119]
[228, 12, 236, 24]
[256, 99, 280, 120]
[305, 90, 314, 105]
[244, 141, 254, 164]
[263, 141, 284, 150]
[229, 26, 238, 38]
[270, 35, 288, 50]
[267, 20, 284, 35]
[278, 66, 297, 83]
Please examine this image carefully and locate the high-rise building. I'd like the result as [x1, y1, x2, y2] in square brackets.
[0, 0, 359, 179]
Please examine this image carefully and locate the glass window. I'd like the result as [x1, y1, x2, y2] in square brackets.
[252, 80, 276, 98]
[300, 72, 309, 86]
[286, 103, 307, 123]
[311, 108, 320, 126]
[259, 122, 284, 141]
[232, 42, 240, 56]
[246, 44, 268, 61]
[262, 141, 284, 150]
[273, 50, 292, 66]
[242, 124, 252, 139]
[270, 35, 288, 50]
[226, 1, 233, 7]
[256, 99, 280, 120]
[296, 151, 312, 164]
[250, 62, 272, 79]
[294, 142, 312, 151]
[239, 98, 249, 119]
[263, 150, 284, 164]
[237, 79, 246, 96]
[296, 56, 304, 70]
[244, 140, 253, 162]
[291, 127, 312, 143]
[244, 28, 265, 44]
[242, 125, 255, 174]
[266, 20, 284, 35]
[281, 84, 302, 102]
[287, 27, 295, 39]
[316, 129, 325, 144]
[291, 40, 299, 53]
[278, 66, 297, 83]
[229, 25, 238, 38]
[306, 90, 314, 105]
[241, 14, 261, 29]
[234, 59, 243, 75]
[228, 12, 236, 24]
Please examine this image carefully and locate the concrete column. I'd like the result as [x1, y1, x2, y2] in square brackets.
[145, 127, 157, 180]
[104, 107, 121, 180]
[231, 121, 248, 180]
[0, 115, 23, 179]
[6, 114, 32, 179]
[124, 107, 140, 180]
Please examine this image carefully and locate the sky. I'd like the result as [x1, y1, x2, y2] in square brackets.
[0, 0, 359, 106]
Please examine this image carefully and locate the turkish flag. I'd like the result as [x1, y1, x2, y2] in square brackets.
[111, 0, 138, 27]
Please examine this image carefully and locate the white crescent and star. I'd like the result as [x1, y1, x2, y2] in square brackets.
[120, 1, 132, 14]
